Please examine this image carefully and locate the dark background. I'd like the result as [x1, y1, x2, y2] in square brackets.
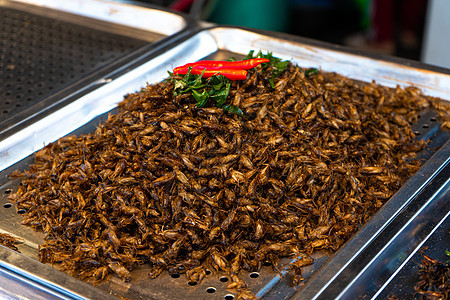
[135, 0, 429, 61]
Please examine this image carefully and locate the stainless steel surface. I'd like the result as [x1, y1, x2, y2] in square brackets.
[0, 0, 191, 144]
[0, 26, 449, 299]
[5, 0, 186, 40]
[374, 207, 450, 299]
[0, 246, 115, 299]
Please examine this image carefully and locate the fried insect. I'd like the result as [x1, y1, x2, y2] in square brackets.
[0, 233, 20, 251]
[8, 59, 450, 299]
[414, 254, 449, 300]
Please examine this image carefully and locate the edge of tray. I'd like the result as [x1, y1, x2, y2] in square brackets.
[204, 26, 450, 99]
[4, 0, 188, 39]
[0, 246, 116, 299]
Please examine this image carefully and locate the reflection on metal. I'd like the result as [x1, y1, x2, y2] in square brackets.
[0, 247, 114, 299]
[7, 0, 186, 37]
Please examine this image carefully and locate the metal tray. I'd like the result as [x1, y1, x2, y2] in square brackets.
[1, 26, 449, 299]
[374, 208, 450, 300]
[0, 0, 191, 142]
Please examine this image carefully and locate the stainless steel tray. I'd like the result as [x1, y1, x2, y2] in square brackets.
[1, 26, 449, 300]
[0, 0, 191, 141]
[373, 209, 450, 300]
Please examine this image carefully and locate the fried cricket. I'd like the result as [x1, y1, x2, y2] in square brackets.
[9, 52, 450, 299]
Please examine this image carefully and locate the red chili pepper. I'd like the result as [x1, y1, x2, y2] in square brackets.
[173, 58, 270, 74]
[175, 68, 247, 80]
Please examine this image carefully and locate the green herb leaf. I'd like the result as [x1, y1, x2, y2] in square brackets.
[208, 74, 225, 90]
[173, 67, 208, 96]
[244, 50, 255, 60]
[305, 68, 318, 77]
[190, 69, 205, 87]
[192, 89, 208, 107]
[171, 69, 242, 116]
[210, 82, 230, 107]
[245, 50, 290, 88]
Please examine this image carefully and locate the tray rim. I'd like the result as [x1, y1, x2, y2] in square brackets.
[201, 26, 450, 98]
[3, 0, 190, 38]
[200, 24, 450, 75]
[0, 246, 117, 299]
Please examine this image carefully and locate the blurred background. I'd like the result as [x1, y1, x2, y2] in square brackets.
[127, 0, 450, 69]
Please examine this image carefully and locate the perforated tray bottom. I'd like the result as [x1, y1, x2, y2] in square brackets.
[0, 6, 147, 128]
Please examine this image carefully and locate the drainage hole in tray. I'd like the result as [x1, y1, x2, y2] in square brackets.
[263, 261, 272, 266]
[17, 208, 26, 214]
[206, 287, 216, 294]
[219, 276, 229, 282]
[4, 189, 12, 194]
[430, 117, 437, 122]
[3, 203, 13, 208]
[414, 131, 421, 136]
[224, 294, 235, 300]
[188, 281, 197, 286]
[423, 124, 429, 128]
[170, 273, 180, 279]
[249, 272, 259, 279]
[205, 269, 212, 275]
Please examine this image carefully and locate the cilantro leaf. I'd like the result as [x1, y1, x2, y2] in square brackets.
[171, 68, 242, 116]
